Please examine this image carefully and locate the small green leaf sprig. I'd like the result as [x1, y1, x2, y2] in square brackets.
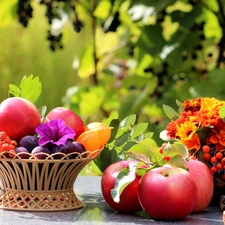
[8, 75, 47, 121]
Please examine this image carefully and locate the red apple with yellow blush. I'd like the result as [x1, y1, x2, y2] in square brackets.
[0, 97, 41, 143]
[45, 107, 85, 138]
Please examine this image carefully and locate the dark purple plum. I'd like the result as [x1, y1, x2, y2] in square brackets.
[31, 146, 51, 159]
[20, 135, 39, 152]
[15, 146, 30, 159]
[53, 141, 87, 159]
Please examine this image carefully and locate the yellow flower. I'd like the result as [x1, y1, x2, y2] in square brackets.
[200, 97, 225, 111]
[176, 120, 200, 150]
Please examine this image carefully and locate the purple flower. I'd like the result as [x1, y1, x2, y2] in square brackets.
[36, 119, 76, 146]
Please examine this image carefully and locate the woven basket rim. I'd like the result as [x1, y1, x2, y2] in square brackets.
[0, 148, 103, 162]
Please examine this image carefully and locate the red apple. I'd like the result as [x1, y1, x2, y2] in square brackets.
[45, 107, 85, 138]
[138, 166, 197, 220]
[186, 159, 214, 213]
[0, 97, 41, 143]
[101, 160, 143, 213]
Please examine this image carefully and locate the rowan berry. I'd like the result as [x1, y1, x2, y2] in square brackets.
[202, 145, 210, 153]
[223, 174, 225, 180]
[222, 157, 225, 164]
[203, 153, 211, 161]
[216, 152, 223, 159]
[211, 156, 218, 163]
[211, 166, 218, 173]
[0, 131, 7, 140]
[217, 163, 223, 170]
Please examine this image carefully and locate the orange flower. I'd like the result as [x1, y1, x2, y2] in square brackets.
[164, 97, 225, 153]
[176, 120, 200, 150]
[182, 133, 201, 151]
[200, 97, 224, 111]
[183, 98, 201, 112]
[207, 124, 225, 151]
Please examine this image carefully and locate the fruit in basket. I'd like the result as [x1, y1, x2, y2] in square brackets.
[85, 122, 112, 147]
[45, 107, 85, 138]
[186, 159, 214, 213]
[0, 131, 17, 157]
[53, 140, 86, 159]
[101, 160, 142, 213]
[77, 122, 112, 154]
[138, 166, 197, 220]
[0, 97, 41, 143]
[31, 146, 51, 159]
[19, 135, 39, 152]
[15, 146, 30, 159]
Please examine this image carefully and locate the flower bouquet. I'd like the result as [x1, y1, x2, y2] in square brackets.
[161, 97, 225, 204]
[0, 75, 111, 211]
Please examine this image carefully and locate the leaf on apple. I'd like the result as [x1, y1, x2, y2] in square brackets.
[167, 155, 187, 170]
[127, 138, 161, 163]
[127, 151, 151, 165]
[111, 161, 137, 203]
[8, 74, 42, 106]
[164, 142, 189, 159]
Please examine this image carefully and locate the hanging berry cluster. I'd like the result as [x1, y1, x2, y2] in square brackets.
[17, 0, 84, 51]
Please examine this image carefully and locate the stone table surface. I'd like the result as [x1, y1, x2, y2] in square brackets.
[0, 175, 224, 225]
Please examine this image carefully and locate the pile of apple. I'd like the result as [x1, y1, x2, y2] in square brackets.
[101, 158, 214, 221]
[0, 97, 107, 159]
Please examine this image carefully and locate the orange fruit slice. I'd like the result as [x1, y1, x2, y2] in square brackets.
[85, 122, 112, 147]
[76, 122, 112, 156]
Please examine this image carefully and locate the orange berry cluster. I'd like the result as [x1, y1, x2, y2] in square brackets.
[0, 131, 17, 157]
[202, 145, 225, 180]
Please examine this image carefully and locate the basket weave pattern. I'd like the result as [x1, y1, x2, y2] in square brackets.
[0, 150, 100, 211]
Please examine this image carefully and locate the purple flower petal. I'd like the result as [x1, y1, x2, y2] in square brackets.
[36, 119, 76, 146]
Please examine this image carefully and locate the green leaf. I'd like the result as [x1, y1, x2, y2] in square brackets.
[162, 104, 179, 120]
[115, 132, 130, 147]
[108, 118, 120, 143]
[94, 0, 112, 19]
[94, 147, 121, 173]
[165, 142, 189, 159]
[178, 5, 202, 29]
[167, 155, 187, 170]
[39, 105, 47, 122]
[130, 123, 149, 139]
[8, 84, 21, 97]
[77, 46, 95, 78]
[8, 75, 42, 106]
[137, 25, 167, 56]
[127, 151, 151, 164]
[0, 0, 17, 28]
[219, 104, 225, 121]
[80, 87, 104, 116]
[111, 161, 137, 203]
[120, 114, 136, 129]
[128, 138, 160, 163]
[121, 141, 137, 152]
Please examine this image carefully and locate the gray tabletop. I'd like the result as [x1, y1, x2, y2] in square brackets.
[0, 175, 223, 225]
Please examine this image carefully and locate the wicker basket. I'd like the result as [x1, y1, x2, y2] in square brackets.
[0, 149, 101, 211]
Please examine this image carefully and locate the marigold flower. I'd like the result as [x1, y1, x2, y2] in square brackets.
[163, 97, 225, 152]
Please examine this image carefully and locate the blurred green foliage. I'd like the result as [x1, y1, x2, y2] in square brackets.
[1, 0, 225, 174]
